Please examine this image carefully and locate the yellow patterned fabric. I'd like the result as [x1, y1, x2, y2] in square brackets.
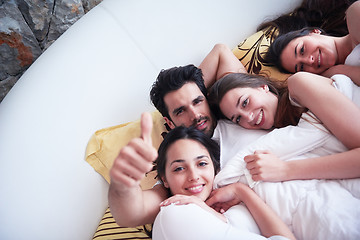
[232, 26, 291, 82]
[85, 111, 166, 183]
[93, 208, 152, 240]
[93, 171, 158, 240]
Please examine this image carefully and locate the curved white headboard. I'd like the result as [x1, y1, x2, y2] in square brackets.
[0, 0, 301, 239]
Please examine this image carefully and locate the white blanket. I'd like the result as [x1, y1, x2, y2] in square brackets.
[212, 74, 360, 240]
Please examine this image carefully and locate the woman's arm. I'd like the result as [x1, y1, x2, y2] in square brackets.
[346, 1, 360, 46]
[284, 148, 360, 180]
[245, 148, 360, 182]
[288, 72, 360, 149]
[199, 43, 247, 88]
[206, 182, 296, 240]
[322, 2, 360, 84]
[322, 65, 360, 86]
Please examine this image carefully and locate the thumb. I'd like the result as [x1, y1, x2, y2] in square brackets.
[205, 191, 219, 206]
[205, 195, 215, 207]
[141, 112, 153, 145]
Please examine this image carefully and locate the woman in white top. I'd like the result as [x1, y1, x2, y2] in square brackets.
[151, 125, 295, 240]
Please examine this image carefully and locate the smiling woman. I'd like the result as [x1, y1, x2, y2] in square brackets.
[279, 28, 338, 73]
[152, 126, 295, 240]
[265, 1, 360, 84]
[208, 72, 303, 129]
[156, 126, 220, 201]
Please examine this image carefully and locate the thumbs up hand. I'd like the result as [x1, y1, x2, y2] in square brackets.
[141, 112, 153, 146]
[110, 112, 158, 189]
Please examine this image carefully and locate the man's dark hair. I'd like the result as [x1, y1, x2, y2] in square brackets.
[150, 64, 206, 120]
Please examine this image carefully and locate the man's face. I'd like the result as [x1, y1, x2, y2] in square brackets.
[163, 82, 215, 136]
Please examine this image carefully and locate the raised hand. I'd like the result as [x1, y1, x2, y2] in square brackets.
[109, 112, 158, 189]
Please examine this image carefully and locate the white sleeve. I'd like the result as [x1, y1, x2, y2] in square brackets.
[152, 203, 289, 240]
[214, 114, 331, 188]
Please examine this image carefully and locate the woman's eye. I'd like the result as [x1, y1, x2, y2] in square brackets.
[199, 161, 208, 167]
[236, 116, 241, 124]
[174, 166, 184, 172]
[300, 46, 304, 55]
[300, 63, 304, 71]
[242, 98, 248, 107]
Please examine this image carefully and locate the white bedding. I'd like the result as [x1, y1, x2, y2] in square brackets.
[213, 74, 360, 239]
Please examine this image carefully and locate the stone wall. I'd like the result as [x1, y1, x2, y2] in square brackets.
[0, 0, 103, 102]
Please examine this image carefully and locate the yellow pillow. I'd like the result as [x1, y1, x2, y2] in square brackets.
[92, 171, 157, 240]
[232, 26, 290, 81]
[85, 111, 166, 183]
[93, 207, 152, 240]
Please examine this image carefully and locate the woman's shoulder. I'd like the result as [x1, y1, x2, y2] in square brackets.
[347, 1, 360, 45]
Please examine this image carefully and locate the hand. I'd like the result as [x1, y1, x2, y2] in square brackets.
[163, 194, 228, 222]
[244, 150, 288, 182]
[206, 183, 247, 213]
[160, 194, 206, 208]
[109, 112, 158, 190]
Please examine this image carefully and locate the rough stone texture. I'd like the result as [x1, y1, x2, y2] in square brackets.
[0, 0, 102, 102]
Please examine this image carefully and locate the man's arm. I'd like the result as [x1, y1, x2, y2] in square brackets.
[199, 43, 247, 88]
[108, 113, 168, 227]
[109, 183, 168, 227]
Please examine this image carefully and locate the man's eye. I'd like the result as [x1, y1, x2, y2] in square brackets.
[175, 109, 184, 116]
[300, 46, 304, 55]
[236, 116, 241, 124]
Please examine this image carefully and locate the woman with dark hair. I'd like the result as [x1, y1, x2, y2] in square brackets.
[265, 1, 360, 84]
[205, 71, 360, 240]
[206, 70, 360, 186]
[152, 125, 295, 240]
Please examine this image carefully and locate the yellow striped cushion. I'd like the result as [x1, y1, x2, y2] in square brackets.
[93, 208, 152, 240]
[93, 171, 158, 239]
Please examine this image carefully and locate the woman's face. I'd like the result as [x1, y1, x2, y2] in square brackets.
[162, 139, 215, 201]
[219, 85, 278, 130]
[280, 31, 337, 74]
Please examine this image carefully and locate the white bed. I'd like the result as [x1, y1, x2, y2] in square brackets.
[3, 0, 339, 239]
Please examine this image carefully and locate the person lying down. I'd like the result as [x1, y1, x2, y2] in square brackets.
[207, 73, 360, 239]
[151, 124, 295, 240]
